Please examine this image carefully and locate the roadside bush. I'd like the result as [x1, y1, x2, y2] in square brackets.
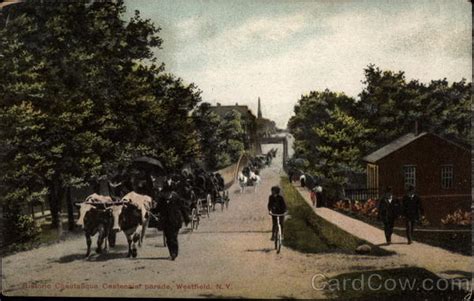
[3, 202, 42, 246]
[334, 200, 350, 211]
[441, 209, 471, 226]
[333, 199, 378, 218]
[215, 152, 232, 170]
[359, 199, 378, 217]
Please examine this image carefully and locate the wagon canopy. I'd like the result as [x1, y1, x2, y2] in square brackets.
[132, 156, 165, 173]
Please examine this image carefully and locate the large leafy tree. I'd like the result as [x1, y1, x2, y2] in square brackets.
[193, 102, 226, 170]
[0, 0, 201, 232]
[312, 107, 374, 198]
[150, 74, 201, 169]
[357, 65, 471, 149]
[288, 90, 373, 196]
[218, 110, 245, 165]
[288, 90, 360, 160]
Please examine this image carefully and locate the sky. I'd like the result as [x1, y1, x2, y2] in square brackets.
[123, 0, 471, 128]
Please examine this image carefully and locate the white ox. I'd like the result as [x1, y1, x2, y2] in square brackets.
[108, 191, 153, 258]
[74, 193, 114, 257]
[76, 193, 113, 229]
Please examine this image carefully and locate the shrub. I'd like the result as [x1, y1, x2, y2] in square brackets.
[3, 202, 42, 245]
[215, 152, 232, 169]
[333, 199, 378, 218]
[361, 199, 378, 217]
[441, 209, 471, 226]
[420, 215, 431, 227]
[334, 200, 351, 211]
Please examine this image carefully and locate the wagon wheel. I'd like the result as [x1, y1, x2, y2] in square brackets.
[191, 207, 199, 231]
[197, 199, 203, 215]
[195, 212, 200, 230]
[195, 207, 200, 230]
[190, 208, 195, 232]
[224, 190, 229, 209]
[206, 194, 211, 218]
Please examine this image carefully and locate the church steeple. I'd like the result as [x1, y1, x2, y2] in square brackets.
[257, 97, 262, 119]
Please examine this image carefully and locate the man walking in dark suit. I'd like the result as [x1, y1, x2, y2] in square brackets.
[158, 182, 191, 260]
[377, 186, 400, 245]
[402, 185, 423, 244]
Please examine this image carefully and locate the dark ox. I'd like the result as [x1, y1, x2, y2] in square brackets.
[74, 194, 116, 257]
[109, 192, 153, 258]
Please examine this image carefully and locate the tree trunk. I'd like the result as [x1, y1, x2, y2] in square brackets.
[48, 179, 64, 232]
[66, 186, 75, 231]
[56, 183, 65, 238]
[92, 181, 101, 194]
[48, 182, 60, 229]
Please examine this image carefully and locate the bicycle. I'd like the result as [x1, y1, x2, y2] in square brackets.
[269, 211, 287, 254]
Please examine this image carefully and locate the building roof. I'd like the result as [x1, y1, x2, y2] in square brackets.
[363, 131, 470, 163]
[209, 105, 256, 120]
[363, 132, 428, 163]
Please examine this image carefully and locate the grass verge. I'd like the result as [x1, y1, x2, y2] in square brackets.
[1, 221, 81, 256]
[280, 177, 393, 256]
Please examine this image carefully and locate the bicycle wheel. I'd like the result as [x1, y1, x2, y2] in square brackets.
[163, 232, 167, 247]
[225, 191, 229, 209]
[274, 230, 278, 250]
[276, 225, 282, 254]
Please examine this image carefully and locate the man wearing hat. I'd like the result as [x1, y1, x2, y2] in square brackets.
[158, 181, 191, 260]
[377, 186, 401, 245]
[402, 185, 423, 244]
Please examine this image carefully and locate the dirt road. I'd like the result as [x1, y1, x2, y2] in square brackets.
[2, 145, 409, 299]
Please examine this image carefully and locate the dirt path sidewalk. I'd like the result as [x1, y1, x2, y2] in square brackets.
[293, 185, 472, 280]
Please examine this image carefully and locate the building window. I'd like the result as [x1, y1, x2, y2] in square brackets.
[403, 165, 416, 188]
[441, 165, 453, 189]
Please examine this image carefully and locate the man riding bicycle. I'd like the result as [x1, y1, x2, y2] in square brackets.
[268, 186, 287, 241]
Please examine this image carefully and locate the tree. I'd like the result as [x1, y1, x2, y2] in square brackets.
[218, 110, 245, 165]
[193, 102, 225, 170]
[288, 90, 373, 197]
[288, 89, 359, 164]
[0, 0, 196, 232]
[312, 106, 374, 198]
[358, 65, 471, 150]
[149, 74, 201, 169]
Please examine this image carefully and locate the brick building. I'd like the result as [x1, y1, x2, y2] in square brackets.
[363, 131, 471, 224]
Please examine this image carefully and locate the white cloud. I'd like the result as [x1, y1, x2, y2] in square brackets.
[175, 16, 202, 40]
[167, 3, 471, 128]
[226, 13, 307, 43]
